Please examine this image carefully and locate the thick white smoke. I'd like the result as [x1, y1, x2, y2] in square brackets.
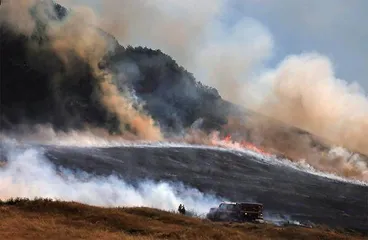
[57, 0, 272, 101]
[245, 54, 368, 156]
[0, 142, 222, 215]
[194, 17, 273, 103]
[0, 140, 314, 226]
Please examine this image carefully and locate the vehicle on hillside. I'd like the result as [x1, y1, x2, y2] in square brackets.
[206, 202, 264, 223]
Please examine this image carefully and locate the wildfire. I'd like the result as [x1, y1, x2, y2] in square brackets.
[224, 135, 232, 142]
[219, 135, 271, 156]
[177, 130, 272, 157]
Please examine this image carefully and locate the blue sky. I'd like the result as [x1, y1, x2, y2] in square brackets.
[69, 0, 368, 92]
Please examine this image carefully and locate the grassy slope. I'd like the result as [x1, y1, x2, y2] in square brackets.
[0, 199, 365, 240]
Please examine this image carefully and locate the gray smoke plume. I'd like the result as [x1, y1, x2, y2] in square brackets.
[0, 140, 222, 215]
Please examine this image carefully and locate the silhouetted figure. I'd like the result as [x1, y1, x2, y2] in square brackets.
[178, 204, 186, 215]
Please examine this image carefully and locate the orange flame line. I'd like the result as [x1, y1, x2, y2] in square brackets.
[221, 135, 271, 156]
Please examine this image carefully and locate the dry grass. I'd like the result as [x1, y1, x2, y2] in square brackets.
[0, 198, 365, 240]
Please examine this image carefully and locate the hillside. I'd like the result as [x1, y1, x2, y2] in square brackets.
[1, 0, 367, 179]
[0, 1, 227, 135]
[0, 198, 365, 240]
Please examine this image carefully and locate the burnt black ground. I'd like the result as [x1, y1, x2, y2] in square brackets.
[34, 144, 368, 232]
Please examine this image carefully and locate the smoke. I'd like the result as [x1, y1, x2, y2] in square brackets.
[194, 18, 273, 104]
[0, 142, 222, 215]
[0, 0, 37, 35]
[246, 54, 368, 156]
[98, 79, 163, 140]
[75, 1, 368, 161]
[48, 2, 163, 140]
[0, 141, 310, 225]
[222, 116, 368, 181]
[0, 125, 130, 147]
[263, 212, 310, 227]
[0, 0, 269, 139]
[105, 0, 368, 176]
[1, 0, 163, 140]
[59, 0, 273, 103]
[3, 124, 367, 183]
[2, 0, 367, 181]
[94, 0, 225, 69]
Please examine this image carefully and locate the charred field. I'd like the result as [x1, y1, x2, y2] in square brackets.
[1, 142, 367, 234]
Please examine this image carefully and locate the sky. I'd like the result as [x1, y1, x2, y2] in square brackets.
[65, 0, 368, 93]
[229, 0, 368, 92]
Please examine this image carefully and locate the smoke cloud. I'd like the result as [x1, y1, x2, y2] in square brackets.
[1, 0, 162, 140]
[247, 54, 368, 157]
[96, 0, 225, 69]
[59, 0, 273, 103]
[49, 2, 163, 140]
[0, 0, 37, 35]
[0, 142, 222, 215]
[193, 17, 273, 104]
[222, 115, 368, 181]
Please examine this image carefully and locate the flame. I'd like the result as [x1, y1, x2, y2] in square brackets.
[217, 134, 271, 156]
[171, 130, 272, 157]
[224, 135, 232, 142]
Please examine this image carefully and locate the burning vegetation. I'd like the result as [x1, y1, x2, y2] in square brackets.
[214, 134, 271, 156]
[0, 0, 367, 182]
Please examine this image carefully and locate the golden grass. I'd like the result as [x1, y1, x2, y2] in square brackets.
[0, 198, 365, 240]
